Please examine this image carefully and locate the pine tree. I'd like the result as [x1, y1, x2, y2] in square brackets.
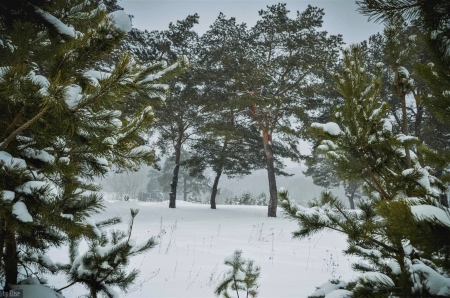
[189, 13, 269, 209]
[214, 250, 260, 298]
[59, 209, 156, 298]
[138, 14, 201, 209]
[281, 45, 450, 297]
[0, 0, 180, 293]
[242, 4, 343, 217]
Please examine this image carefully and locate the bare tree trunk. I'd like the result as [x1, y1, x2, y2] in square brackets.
[210, 170, 222, 209]
[4, 230, 17, 290]
[169, 143, 182, 208]
[263, 131, 278, 217]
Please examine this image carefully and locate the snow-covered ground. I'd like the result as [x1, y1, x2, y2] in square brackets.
[48, 200, 358, 298]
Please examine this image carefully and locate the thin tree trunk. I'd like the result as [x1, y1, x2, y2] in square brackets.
[210, 139, 228, 209]
[400, 94, 411, 168]
[344, 181, 357, 209]
[169, 143, 182, 208]
[0, 220, 4, 273]
[183, 174, 187, 201]
[210, 170, 222, 209]
[4, 230, 17, 290]
[263, 131, 278, 217]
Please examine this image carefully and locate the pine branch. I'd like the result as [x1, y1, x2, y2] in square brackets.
[0, 109, 47, 151]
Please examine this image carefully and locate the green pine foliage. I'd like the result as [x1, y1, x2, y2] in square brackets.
[281, 45, 450, 297]
[0, 0, 180, 293]
[214, 250, 261, 298]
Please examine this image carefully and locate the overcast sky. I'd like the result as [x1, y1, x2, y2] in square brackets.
[119, 0, 383, 46]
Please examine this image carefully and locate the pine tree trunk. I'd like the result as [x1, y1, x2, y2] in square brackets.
[210, 139, 228, 210]
[399, 89, 411, 169]
[169, 142, 182, 208]
[210, 170, 222, 209]
[4, 230, 17, 290]
[183, 174, 187, 201]
[0, 220, 4, 273]
[263, 131, 278, 217]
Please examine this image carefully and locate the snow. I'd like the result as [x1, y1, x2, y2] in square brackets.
[84, 217, 102, 237]
[402, 168, 431, 190]
[83, 69, 111, 86]
[65, 84, 83, 108]
[39, 254, 58, 272]
[0, 151, 26, 169]
[109, 10, 132, 32]
[396, 134, 418, 143]
[411, 205, 450, 227]
[234, 269, 245, 280]
[46, 200, 357, 298]
[61, 213, 74, 220]
[310, 280, 348, 297]
[142, 61, 180, 83]
[311, 122, 342, 136]
[130, 146, 153, 155]
[387, 260, 401, 276]
[382, 119, 392, 132]
[15, 181, 57, 197]
[411, 262, 450, 296]
[1, 190, 15, 201]
[325, 289, 352, 298]
[12, 201, 33, 222]
[31, 73, 50, 88]
[36, 9, 76, 37]
[398, 66, 410, 77]
[358, 271, 394, 286]
[23, 148, 55, 163]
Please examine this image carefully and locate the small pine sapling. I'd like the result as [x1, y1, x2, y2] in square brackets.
[59, 209, 157, 298]
[215, 250, 260, 298]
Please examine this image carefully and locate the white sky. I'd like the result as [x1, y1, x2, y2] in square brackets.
[119, 0, 384, 45]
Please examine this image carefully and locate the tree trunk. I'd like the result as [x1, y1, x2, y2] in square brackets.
[0, 220, 4, 273]
[169, 143, 182, 208]
[4, 230, 17, 290]
[263, 131, 278, 217]
[210, 139, 228, 210]
[183, 174, 187, 201]
[400, 94, 411, 168]
[344, 181, 358, 209]
[210, 170, 222, 209]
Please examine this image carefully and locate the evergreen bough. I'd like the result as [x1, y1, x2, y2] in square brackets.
[281, 45, 450, 297]
[0, 0, 182, 294]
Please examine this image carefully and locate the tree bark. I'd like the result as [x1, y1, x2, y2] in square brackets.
[400, 93, 411, 168]
[263, 131, 278, 217]
[4, 230, 17, 290]
[183, 174, 187, 201]
[210, 170, 222, 209]
[169, 142, 182, 208]
[210, 139, 228, 209]
[344, 181, 357, 210]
